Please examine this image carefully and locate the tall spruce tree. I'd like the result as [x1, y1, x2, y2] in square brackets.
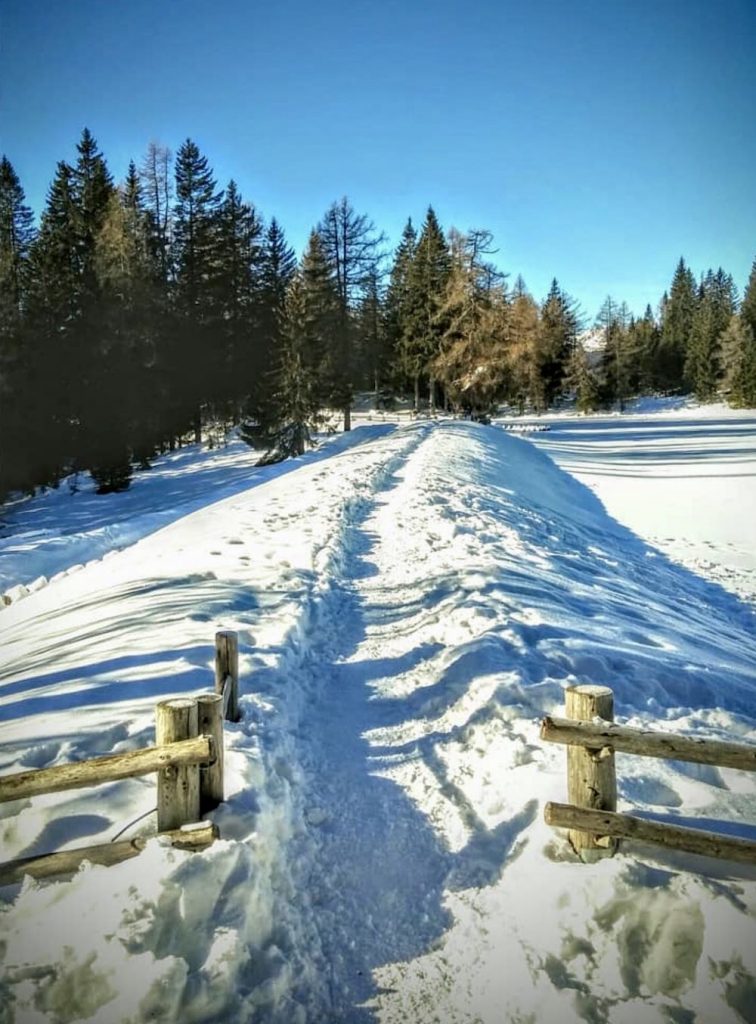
[0, 157, 36, 497]
[597, 295, 635, 409]
[172, 138, 222, 441]
[354, 268, 388, 394]
[254, 217, 296, 409]
[658, 257, 696, 390]
[685, 268, 737, 399]
[402, 206, 451, 411]
[249, 231, 339, 461]
[535, 279, 579, 410]
[214, 179, 264, 419]
[384, 218, 417, 393]
[739, 258, 756, 338]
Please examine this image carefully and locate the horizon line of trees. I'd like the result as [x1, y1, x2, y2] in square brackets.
[1, 129, 755, 499]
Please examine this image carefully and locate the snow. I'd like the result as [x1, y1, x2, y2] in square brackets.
[1, 404, 755, 1023]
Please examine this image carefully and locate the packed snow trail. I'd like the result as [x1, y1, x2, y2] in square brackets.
[1, 419, 755, 1023]
[261, 421, 756, 1022]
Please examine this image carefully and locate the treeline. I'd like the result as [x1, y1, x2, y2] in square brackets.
[1, 129, 755, 498]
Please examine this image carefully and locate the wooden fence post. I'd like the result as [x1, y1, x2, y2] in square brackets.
[156, 698, 200, 831]
[215, 630, 240, 722]
[565, 684, 617, 859]
[197, 693, 224, 813]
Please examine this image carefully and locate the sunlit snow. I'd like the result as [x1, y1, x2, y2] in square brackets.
[1, 400, 754, 1023]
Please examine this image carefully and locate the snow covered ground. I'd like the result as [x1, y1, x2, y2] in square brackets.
[1, 404, 755, 1023]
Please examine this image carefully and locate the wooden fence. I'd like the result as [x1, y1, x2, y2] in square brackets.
[541, 684, 756, 865]
[0, 631, 240, 886]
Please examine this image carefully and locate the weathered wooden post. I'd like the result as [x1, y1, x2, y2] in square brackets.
[565, 684, 617, 859]
[197, 693, 224, 813]
[156, 698, 200, 831]
[215, 630, 240, 722]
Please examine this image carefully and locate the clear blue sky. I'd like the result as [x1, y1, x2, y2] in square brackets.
[2, 0, 754, 319]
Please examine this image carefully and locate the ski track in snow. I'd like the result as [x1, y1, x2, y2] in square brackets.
[1, 416, 755, 1023]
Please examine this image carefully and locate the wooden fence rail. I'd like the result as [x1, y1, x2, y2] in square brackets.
[540, 715, 756, 772]
[0, 737, 213, 805]
[0, 630, 241, 885]
[542, 683, 756, 865]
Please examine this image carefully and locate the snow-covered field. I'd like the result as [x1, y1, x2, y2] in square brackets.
[1, 403, 755, 1023]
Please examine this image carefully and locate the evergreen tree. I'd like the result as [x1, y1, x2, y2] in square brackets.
[214, 179, 264, 417]
[254, 217, 296, 408]
[23, 132, 115, 484]
[658, 257, 696, 389]
[632, 304, 660, 393]
[354, 267, 388, 394]
[566, 342, 601, 413]
[719, 314, 756, 406]
[384, 218, 417, 393]
[71, 128, 114, 295]
[597, 295, 635, 409]
[534, 279, 579, 410]
[739, 257, 756, 338]
[0, 157, 36, 497]
[685, 268, 737, 399]
[172, 138, 222, 440]
[402, 206, 451, 411]
[249, 231, 339, 461]
[0, 157, 35, 333]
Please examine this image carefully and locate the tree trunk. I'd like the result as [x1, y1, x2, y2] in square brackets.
[414, 374, 420, 412]
[343, 405, 351, 432]
[429, 376, 436, 414]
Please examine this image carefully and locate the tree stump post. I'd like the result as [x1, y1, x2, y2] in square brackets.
[215, 630, 240, 722]
[197, 693, 224, 812]
[156, 698, 200, 831]
[565, 684, 617, 860]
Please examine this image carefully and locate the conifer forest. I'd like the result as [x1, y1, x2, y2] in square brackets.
[1, 129, 755, 501]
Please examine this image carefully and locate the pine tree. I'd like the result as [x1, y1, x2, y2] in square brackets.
[214, 179, 264, 418]
[0, 157, 36, 497]
[86, 167, 163, 491]
[172, 138, 222, 441]
[597, 295, 635, 409]
[739, 257, 756, 338]
[71, 128, 114, 295]
[0, 157, 35, 332]
[566, 342, 601, 413]
[248, 231, 339, 461]
[658, 257, 696, 390]
[632, 304, 660, 393]
[402, 206, 451, 411]
[354, 268, 388, 395]
[535, 279, 579, 410]
[384, 218, 417, 394]
[685, 268, 737, 399]
[719, 314, 756, 406]
[254, 217, 296, 409]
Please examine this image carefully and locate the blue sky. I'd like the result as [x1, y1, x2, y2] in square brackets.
[2, 0, 754, 318]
